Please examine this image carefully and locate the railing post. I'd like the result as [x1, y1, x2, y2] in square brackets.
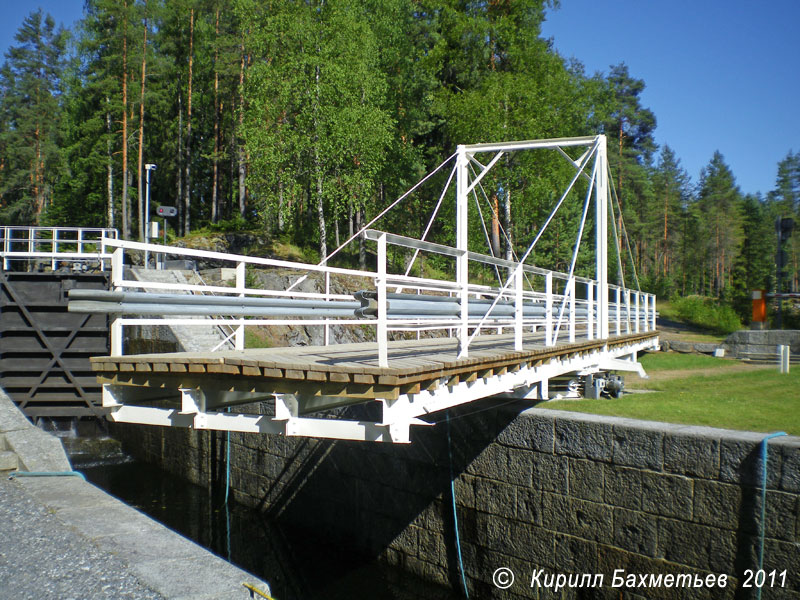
[52, 229, 58, 271]
[587, 281, 594, 341]
[644, 292, 650, 332]
[110, 248, 124, 356]
[377, 232, 388, 367]
[514, 266, 523, 351]
[634, 291, 640, 333]
[615, 287, 621, 336]
[455, 145, 469, 358]
[625, 289, 631, 334]
[545, 271, 553, 346]
[235, 261, 245, 350]
[651, 294, 657, 331]
[324, 271, 331, 346]
[569, 278, 576, 343]
[2, 227, 7, 270]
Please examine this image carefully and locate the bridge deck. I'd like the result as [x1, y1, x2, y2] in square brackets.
[93, 330, 659, 404]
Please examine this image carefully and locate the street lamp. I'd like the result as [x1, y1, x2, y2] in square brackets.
[145, 163, 157, 268]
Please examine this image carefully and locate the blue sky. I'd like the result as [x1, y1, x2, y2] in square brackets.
[2, 1, 798, 197]
[541, 0, 800, 197]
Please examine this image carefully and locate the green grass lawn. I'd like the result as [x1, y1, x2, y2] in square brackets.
[542, 352, 800, 435]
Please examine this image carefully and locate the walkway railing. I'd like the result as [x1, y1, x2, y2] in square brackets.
[1, 226, 118, 271]
[89, 235, 656, 365]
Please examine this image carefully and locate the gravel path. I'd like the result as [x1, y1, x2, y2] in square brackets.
[0, 478, 164, 600]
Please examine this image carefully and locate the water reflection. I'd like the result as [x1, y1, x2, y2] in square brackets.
[65, 435, 458, 600]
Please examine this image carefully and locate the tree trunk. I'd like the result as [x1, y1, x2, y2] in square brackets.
[237, 35, 246, 217]
[106, 99, 114, 228]
[663, 183, 669, 277]
[348, 201, 353, 239]
[121, 0, 129, 239]
[211, 8, 220, 223]
[357, 208, 366, 270]
[491, 194, 501, 256]
[176, 93, 183, 234]
[313, 62, 326, 259]
[315, 155, 326, 259]
[616, 118, 624, 261]
[278, 177, 285, 231]
[230, 126, 236, 221]
[503, 187, 513, 261]
[34, 121, 42, 222]
[184, 8, 194, 234]
[137, 3, 148, 242]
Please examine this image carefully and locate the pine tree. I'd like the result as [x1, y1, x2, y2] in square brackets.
[695, 152, 744, 297]
[650, 145, 690, 289]
[0, 10, 68, 224]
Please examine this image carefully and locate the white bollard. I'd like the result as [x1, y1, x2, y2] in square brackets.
[779, 345, 790, 374]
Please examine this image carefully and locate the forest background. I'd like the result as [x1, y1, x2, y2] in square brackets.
[0, 0, 797, 328]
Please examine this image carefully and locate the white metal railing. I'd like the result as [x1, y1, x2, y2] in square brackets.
[365, 230, 656, 366]
[103, 237, 376, 357]
[1, 226, 118, 270]
[99, 234, 656, 366]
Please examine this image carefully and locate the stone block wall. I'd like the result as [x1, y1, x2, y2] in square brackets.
[112, 403, 800, 599]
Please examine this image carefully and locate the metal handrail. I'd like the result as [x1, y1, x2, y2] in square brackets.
[100, 235, 656, 364]
[1, 226, 118, 270]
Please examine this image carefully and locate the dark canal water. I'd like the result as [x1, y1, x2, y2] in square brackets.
[61, 432, 459, 600]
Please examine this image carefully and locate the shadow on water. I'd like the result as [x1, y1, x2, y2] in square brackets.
[62, 430, 459, 600]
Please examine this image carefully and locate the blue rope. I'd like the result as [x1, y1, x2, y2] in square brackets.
[446, 411, 469, 598]
[757, 431, 786, 600]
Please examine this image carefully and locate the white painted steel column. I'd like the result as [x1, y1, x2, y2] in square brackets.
[634, 291, 640, 333]
[587, 281, 594, 341]
[110, 248, 124, 356]
[569, 278, 576, 343]
[456, 146, 470, 358]
[595, 135, 609, 339]
[235, 262, 245, 350]
[545, 272, 553, 346]
[643, 292, 649, 332]
[377, 232, 388, 367]
[514, 267, 523, 351]
[615, 287, 621, 336]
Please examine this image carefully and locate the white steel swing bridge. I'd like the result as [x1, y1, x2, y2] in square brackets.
[66, 134, 659, 443]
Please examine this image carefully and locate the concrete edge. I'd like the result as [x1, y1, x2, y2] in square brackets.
[0, 388, 72, 472]
[0, 387, 273, 599]
[15, 477, 272, 600]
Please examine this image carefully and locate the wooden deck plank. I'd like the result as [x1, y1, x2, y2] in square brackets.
[92, 332, 659, 399]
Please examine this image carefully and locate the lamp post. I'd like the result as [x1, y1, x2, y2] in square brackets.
[144, 163, 157, 268]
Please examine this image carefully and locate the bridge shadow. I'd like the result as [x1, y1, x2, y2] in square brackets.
[248, 397, 536, 595]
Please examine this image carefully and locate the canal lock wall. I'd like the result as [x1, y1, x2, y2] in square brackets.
[111, 404, 800, 599]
